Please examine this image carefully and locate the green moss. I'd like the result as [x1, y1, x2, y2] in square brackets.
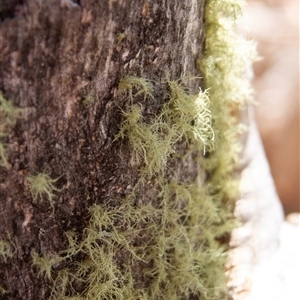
[47, 176, 238, 300]
[27, 173, 61, 210]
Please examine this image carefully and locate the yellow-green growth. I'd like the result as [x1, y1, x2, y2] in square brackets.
[0, 143, 9, 168]
[117, 32, 127, 44]
[0, 240, 13, 263]
[118, 76, 154, 101]
[0, 286, 7, 296]
[0, 92, 22, 127]
[115, 104, 176, 176]
[116, 79, 214, 176]
[27, 173, 61, 210]
[0, 92, 22, 168]
[162, 80, 214, 153]
[198, 0, 257, 194]
[82, 94, 95, 107]
[43, 179, 237, 300]
[32, 251, 62, 279]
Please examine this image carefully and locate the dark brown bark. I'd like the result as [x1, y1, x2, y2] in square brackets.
[0, 0, 205, 299]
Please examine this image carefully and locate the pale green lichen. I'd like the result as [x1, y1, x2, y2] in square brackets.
[43, 175, 238, 300]
[117, 32, 127, 44]
[0, 143, 9, 168]
[32, 251, 63, 279]
[0, 240, 13, 263]
[0, 92, 22, 127]
[27, 173, 61, 210]
[115, 104, 176, 176]
[0, 92, 22, 168]
[162, 80, 214, 153]
[199, 0, 257, 204]
[118, 76, 154, 101]
[0, 239, 13, 294]
[82, 94, 95, 107]
[116, 79, 214, 176]
[0, 286, 7, 295]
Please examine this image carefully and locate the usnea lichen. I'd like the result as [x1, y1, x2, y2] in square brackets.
[30, 0, 256, 299]
[0, 92, 22, 168]
[32, 251, 62, 280]
[0, 143, 9, 168]
[199, 0, 257, 200]
[118, 76, 154, 101]
[27, 173, 61, 210]
[116, 79, 214, 176]
[0, 92, 22, 127]
[0, 240, 13, 263]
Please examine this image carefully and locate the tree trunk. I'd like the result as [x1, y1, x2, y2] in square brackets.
[0, 1, 244, 299]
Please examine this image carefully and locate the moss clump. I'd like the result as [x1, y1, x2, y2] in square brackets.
[82, 94, 95, 107]
[27, 173, 61, 210]
[0, 240, 13, 296]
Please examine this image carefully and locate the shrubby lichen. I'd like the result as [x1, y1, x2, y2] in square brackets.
[0, 240, 13, 263]
[0, 92, 22, 168]
[27, 173, 61, 210]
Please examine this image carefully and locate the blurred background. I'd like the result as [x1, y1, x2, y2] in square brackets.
[243, 0, 299, 215]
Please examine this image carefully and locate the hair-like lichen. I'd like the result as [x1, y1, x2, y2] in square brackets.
[0, 92, 22, 168]
[118, 76, 154, 102]
[0, 240, 13, 263]
[32, 251, 62, 280]
[27, 173, 61, 210]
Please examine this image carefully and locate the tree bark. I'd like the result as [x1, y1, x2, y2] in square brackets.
[0, 1, 212, 299]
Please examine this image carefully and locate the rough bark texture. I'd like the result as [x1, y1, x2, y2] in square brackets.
[0, 0, 206, 299]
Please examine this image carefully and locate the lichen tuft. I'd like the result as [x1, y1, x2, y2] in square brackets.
[27, 173, 61, 210]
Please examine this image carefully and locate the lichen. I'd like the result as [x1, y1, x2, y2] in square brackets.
[0, 240, 13, 263]
[0, 92, 22, 168]
[32, 251, 63, 279]
[115, 79, 214, 176]
[0, 92, 22, 127]
[0, 143, 9, 168]
[82, 94, 95, 107]
[118, 76, 154, 102]
[27, 173, 61, 210]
